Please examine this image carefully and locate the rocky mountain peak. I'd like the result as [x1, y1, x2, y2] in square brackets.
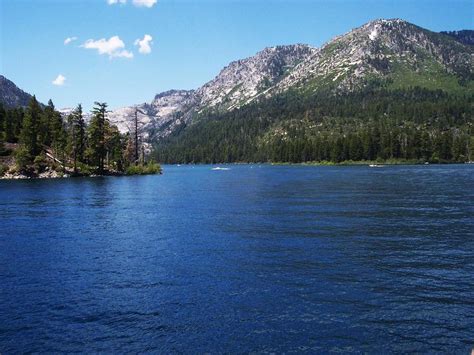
[275, 18, 473, 94]
[194, 43, 317, 110]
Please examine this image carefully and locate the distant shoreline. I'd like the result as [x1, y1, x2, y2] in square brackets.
[163, 161, 472, 167]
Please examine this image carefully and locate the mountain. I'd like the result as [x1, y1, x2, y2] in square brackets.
[0, 75, 35, 108]
[107, 89, 195, 140]
[109, 19, 473, 148]
[108, 44, 316, 137]
[193, 44, 317, 111]
[148, 19, 473, 164]
[272, 19, 472, 94]
[440, 30, 474, 46]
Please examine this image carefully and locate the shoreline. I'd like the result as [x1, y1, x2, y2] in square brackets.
[2, 161, 472, 180]
[169, 160, 473, 166]
[0, 167, 162, 180]
[0, 172, 162, 180]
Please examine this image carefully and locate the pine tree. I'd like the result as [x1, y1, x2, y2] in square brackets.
[19, 96, 42, 159]
[38, 99, 55, 147]
[105, 122, 123, 171]
[88, 102, 108, 173]
[67, 104, 86, 173]
[123, 133, 135, 167]
[4, 109, 15, 143]
[75, 104, 86, 163]
[49, 102, 67, 161]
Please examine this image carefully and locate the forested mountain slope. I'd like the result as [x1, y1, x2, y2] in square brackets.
[152, 19, 474, 164]
[0, 75, 36, 109]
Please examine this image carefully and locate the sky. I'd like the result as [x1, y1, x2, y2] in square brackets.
[1, 0, 473, 111]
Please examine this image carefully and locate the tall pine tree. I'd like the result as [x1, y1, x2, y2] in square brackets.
[67, 104, 86, 173]
[19, 96, 42, 159]
[88, 102, 108, 173]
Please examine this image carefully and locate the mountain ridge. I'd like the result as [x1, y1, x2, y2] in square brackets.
[0, 75, 37, 109]
[107, 18, 473, 143]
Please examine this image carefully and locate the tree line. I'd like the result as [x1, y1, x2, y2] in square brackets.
[0, 97, 160, 176]
[153, 86, 474, 164]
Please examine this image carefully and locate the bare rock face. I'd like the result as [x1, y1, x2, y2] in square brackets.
[194, 44, 317, 110]
[107, 90, 196, 141]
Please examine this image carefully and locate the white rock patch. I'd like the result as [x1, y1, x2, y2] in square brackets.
[369, 27, 379, 41]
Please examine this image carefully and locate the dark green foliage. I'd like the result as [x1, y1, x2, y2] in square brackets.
[19, 95, 42, 160]
[126, 162, 162, 175]
[2, 97, 141, 176]
[33, 153, 48, 173]
[105, 122, 125, 172]
[38, 100, 54, 147]
[67, 104, 86, 172]
[154, 87, 473, 164]
[14, 145, 32, 171]
[4, 107, 23, 143]
[87, 102, 108, 173]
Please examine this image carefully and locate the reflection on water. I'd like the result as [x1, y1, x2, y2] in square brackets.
[0, 165, 473, 353]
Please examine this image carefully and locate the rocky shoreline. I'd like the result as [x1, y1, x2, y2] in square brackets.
[0, 168, 75, 180]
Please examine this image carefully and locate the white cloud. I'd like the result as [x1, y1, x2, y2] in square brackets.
[52, 74, 66, 86]
[134, 34, 153, 54]
[64, 37, 78, 45]
[81, 36, 134, 59]
[132, 0, 157, 8]
[107, 0, 157, 7]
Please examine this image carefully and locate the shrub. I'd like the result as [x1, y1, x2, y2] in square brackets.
[75, 162, 93, 176]
[126, 163, 162, 175]
[14, 146, 33, 171]
[33, 154, 47, 173]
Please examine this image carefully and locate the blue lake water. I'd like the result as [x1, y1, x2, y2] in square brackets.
[0, 164, 473, 353]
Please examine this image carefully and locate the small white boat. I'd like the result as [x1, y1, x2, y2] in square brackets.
[212, 167, 230, 171]
[369, 164, 384, 168]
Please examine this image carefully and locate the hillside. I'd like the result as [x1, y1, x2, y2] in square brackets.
[0, 75, 36, 109]
[109, 19, 473, 150]
[108, 44, 317, 138]
[150, 19, 473, 164]
[272, 19, 472, 94]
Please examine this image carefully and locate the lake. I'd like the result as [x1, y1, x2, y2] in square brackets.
[0, 164, 473, 353]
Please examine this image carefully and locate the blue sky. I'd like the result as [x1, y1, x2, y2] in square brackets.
[1, 0, 473, 110]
